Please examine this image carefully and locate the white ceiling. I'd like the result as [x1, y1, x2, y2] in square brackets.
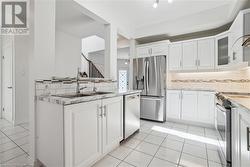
[56, 0, 105, 38]
[78, 0, 248, 38]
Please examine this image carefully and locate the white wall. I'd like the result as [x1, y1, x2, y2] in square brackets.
[55, 30, 81, 77]
[82, 35, 105, 55]
[14, 36, 30, 124]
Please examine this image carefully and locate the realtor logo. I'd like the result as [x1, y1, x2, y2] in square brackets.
[1, 1, 29, 35]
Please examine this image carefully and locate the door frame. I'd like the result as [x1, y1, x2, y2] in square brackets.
[1, 36, 16, 125]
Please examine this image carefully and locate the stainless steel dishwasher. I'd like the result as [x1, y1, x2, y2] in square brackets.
[123, 93, 140, 139]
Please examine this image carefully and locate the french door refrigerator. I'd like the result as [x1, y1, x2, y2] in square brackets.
[133, 55, 166, 122]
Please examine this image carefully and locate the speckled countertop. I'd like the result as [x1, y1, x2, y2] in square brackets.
[221, 93, 250, 111]
[36, 90, 142, 106]
[167, 87, 216, 92]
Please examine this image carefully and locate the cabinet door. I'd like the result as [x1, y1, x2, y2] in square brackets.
[167, 90, 181, 120]
[64, 100, 102, 167]
[197, 91, 215, 125]
[239, 110, 250, 167]
[183, 41, 198, 70]
[181, 91, 198, 121]
[229, 13, 244, 64]
[198, 38, 215, 70]
[102, 96, 123, 154]
[137, 46, 150, 58]
[151, 43, 168, 56]
[169, 43, 182, 71]
[216, 33, 229, 68]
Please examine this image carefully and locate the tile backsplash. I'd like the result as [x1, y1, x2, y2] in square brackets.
[168, 68, 250, 93]
[35, 79, 117, 96]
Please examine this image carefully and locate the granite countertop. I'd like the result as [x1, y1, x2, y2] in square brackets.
[221, 93, 250, 111]
[167, 87, 216, 92]
[36, 90, 142, 105]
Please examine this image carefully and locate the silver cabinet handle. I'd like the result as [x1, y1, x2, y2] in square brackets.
[233, 52, 236, 60]
[247, 127, 250, 151]
[180, 60, 182, 67]
[7, 86, 12, 89]
[97, 106, 103, 117]
[103, 106, 107, 117]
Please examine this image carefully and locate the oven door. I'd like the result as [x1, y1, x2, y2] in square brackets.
[216, 103, 231, 165]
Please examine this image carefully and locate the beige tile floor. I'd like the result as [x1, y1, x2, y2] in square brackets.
[93, 120, 225, 167]
[0, 119, 31, 166]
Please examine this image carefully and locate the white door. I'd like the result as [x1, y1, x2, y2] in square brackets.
[167, 90, 182, 120]
[64, 100, 102, 167]
[181, 91, 198, 121]
[239, 111, 250, 167]
[197, 91, 215, 125]
[2, 37, 14, 122]
[198, 38, 215, 70]
[182, 41, 198, 70]
[102, 96, 123, 154]
[169, 43, 182, 71]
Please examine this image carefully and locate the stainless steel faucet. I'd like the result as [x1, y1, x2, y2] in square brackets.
[76, 68, 87, 94]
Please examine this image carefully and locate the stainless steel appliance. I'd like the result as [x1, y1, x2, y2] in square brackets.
[133, 55, 166, 122]
[123, 93, 140, 139]
[215, 93, 232, 166]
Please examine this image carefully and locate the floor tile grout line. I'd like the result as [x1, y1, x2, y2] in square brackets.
[146, 134, 168, 167]
[2, 153, 29, 164]
[177, 126, 189, 166]
[0, 130, 29, 157]
[204, 127, 210, 167]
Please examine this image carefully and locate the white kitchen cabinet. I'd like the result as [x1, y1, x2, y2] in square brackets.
[136, 46, 151, 58]
[229, 9, 250, 66]
[136, 41, 169, 58]
[239, 116, 250, 167]
[37, 96, 124, 167]
[232, 107, 250, 167]
[197, 38, 215, 70]
[151, 43, 168, 56]
[215, 32, 230, 69]
[181, 91, 198, 121]
[182, 41, 198, 70]
[64, 100, 102, 167]
[197, 91, 215, 124]
[102, 96, 123, 154]
[167, 90, 182, 119]
[169, 43, 182, 71]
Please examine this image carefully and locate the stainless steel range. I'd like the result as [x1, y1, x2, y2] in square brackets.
[215, 93, 232, 167]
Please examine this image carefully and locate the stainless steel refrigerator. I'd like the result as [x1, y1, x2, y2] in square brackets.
[133, 55, 166, 122]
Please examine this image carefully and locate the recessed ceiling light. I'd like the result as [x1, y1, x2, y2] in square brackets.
[168, 0, 173, 3]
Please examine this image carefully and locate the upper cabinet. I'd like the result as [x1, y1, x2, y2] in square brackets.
[215, 32, 230, 69]
[136, 41, 169, 58]
[229, 9, 250, 66]
[198, 38, 215, 70]
[169, 43, 182, 71]
[169, 37, 215, 72]
[182, 41, 198, 70]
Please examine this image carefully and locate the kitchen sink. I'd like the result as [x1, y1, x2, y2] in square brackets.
[52, 91, 113, 99]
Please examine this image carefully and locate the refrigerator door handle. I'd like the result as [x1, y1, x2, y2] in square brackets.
[147, 60, 149, 94]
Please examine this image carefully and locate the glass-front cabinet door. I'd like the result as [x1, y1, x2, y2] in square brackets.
[216, 32, 230, 68]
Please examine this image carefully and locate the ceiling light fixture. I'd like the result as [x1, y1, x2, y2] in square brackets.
[153, 0, 159, 8]
[168, 0, 173, 3]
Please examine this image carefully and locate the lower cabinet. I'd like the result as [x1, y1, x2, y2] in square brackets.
[167, 90, 215, 126]
[64, 96, 123, 167]
[197, 91, 215, 124]
[64, 100, 102, 167]
[182, 91, 198, 121]
[167, 90, 182, 119]
[102, 97, 123, 154]
[232, 107, 250, 167]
